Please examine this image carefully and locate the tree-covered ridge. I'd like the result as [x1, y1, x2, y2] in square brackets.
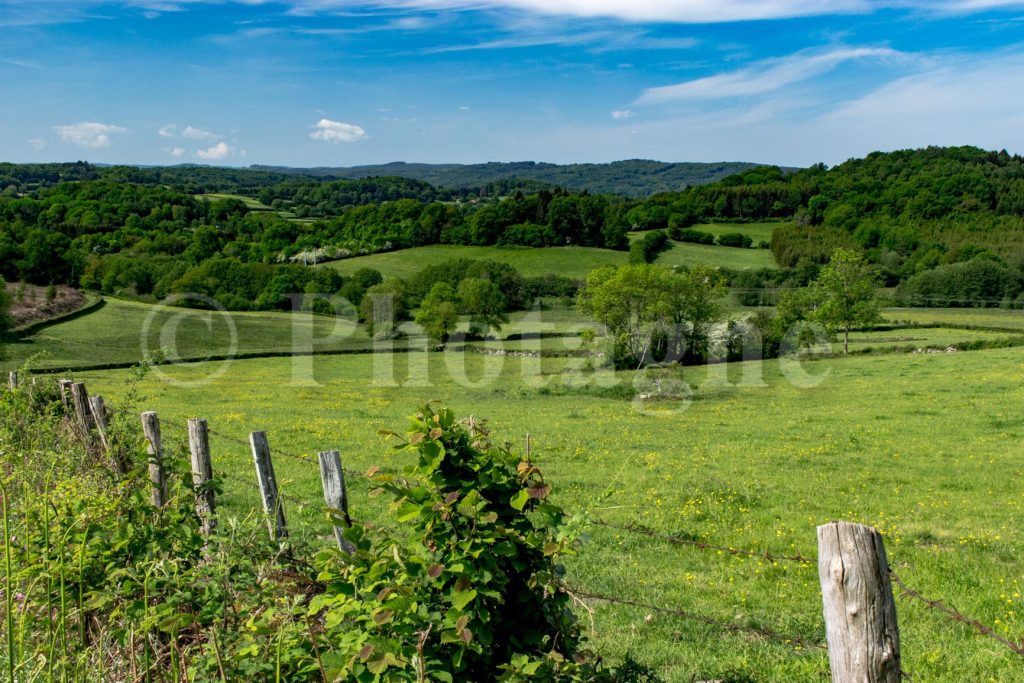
[250, 159, 769, 197]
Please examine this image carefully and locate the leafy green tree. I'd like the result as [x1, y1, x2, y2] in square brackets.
[457, 278, 508, 336]
[576, 264, 671, 368]
[359, 279, 408, 339]
[415, 282, 460, 344]
[663, 266, 727, 362]
[809, 248, 882, 353]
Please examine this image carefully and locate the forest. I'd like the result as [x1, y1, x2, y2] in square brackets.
[1, 146, 1022, 311]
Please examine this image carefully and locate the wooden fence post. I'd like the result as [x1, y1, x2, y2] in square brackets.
[58, 379, 73, 413]
[140, 411, 168, 507]
[817, 521, 901, 683]
[70, 382, 94, 431]
[317, 450, 355, 554]
[188, 419, 216, 536]
[7, 371, 17, 390]
[88, 395, 110, 454]
[249, 431, 288, 541]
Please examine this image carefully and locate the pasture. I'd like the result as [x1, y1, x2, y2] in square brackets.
[70, 340, 1024, 681]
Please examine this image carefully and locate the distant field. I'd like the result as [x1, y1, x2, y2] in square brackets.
[654, 240, 777, 270]
[76, 345, 1024, 681]
[695, 221, 784, 242]
[200, 193, 273, 210]
[327, 244, 628, 280]
[1, 297, 387, 371]
[884, 306, 1024, 330]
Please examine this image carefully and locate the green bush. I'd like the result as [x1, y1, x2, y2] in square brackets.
[668, 227, 715, 244]
[716, 232, 753, 249]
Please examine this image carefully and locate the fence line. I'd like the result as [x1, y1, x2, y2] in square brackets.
[15, 375, 1024, 678]
[889, 572, 1024, 656]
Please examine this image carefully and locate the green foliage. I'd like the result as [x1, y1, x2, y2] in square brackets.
[668, 227, 715, 245]
[416, 283, 460, 343]
[309, 404, 593, 681]
[896, 256, 1022, 307]
[360, 279, 410, 339]
[808, 249, 883, 352]
[715, 232, 753, 249]
[457, 278, 510, 336]
[628, 230, 669, 264]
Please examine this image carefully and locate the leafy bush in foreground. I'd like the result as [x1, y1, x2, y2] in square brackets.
[0, 379, 659, 682]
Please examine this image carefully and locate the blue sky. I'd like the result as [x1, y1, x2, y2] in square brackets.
[3, 0, 1024, 167]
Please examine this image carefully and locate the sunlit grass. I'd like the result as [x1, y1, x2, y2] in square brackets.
[76, 344, 1024, 681]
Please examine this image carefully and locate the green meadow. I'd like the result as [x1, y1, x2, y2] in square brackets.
[68, 340, 1024, 682]
[1, 297, 380, 371]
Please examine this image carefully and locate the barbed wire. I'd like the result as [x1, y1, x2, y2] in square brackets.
[560, 584, 826, 651]
[889, 572, 1024, 657]
[592, 519, 818, 565]
[149, 413, 1024, 662]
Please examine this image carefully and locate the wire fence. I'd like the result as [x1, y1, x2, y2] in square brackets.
[142, 409, 1024, 666]
[34, 389, 1007, 679]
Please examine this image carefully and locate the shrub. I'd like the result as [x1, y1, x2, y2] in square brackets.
[668, 227, 715, 244]
[716, 232, 753, 248]
[896, 256, 1021, 307]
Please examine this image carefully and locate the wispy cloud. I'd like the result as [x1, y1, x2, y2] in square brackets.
[310, 118, 367, 142]
[181, 125, 218, 140]
[158, 123, 177, 137]
[636, 46, 907, 104]
[167, 146, 185, 156]
[196, 141, 230, 159]
[611, 109, 633, 119]
[54, 121, 127, 148]
[27, 138, 47, 151]
[254, 0, 1024, 23]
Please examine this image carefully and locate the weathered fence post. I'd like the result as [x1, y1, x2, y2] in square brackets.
[249, 431, 288, 541]
[70, 382, 94, 431]
[7, 371, 17, 390]
[88, 395, 110, 454]
[58, 379, 73, 412]
[140, 411, 168, 507]
[188, 419, 216, 536]
[817, 521, 901, 683]
[317, 450, 355, 554]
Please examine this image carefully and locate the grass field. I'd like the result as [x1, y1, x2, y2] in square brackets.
[201, 193, 274, 211]
[327, 234, 778, 281]
[327, 244, 629, 280]
[885, 306, 1024, 330]
[0, 297, 385, 371]
[73, 343, 1024, 682]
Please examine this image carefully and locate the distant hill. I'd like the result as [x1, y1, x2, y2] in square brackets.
[249, 160, 778, 197]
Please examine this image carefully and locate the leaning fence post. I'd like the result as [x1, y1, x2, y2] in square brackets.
[318, 450, 355, 554]
[70, 382, 94, 431]
[188, 419, 216, 536]
[140, 411, 168, 507]
[817, 521, 901, 683]
[7, 371, 17, 390]
[88, 395, 111, 454]
[250, 431, 288, 541]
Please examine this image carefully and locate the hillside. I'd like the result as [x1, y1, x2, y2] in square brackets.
[249, 159, 775, 197]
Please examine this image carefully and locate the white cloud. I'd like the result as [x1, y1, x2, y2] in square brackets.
[181, 125, 218, 140]
[636, 47, 906, 104]
[310, 118, 367, 143]
[27, 138, 47, 151]
[196, 141, 230, 159]
[268, 0, 1024, 23]
[54, 121, 127, 148]
[158, 124, 177, 137]
[167, 146, 186, 157]
[611, 109, 633, 119]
